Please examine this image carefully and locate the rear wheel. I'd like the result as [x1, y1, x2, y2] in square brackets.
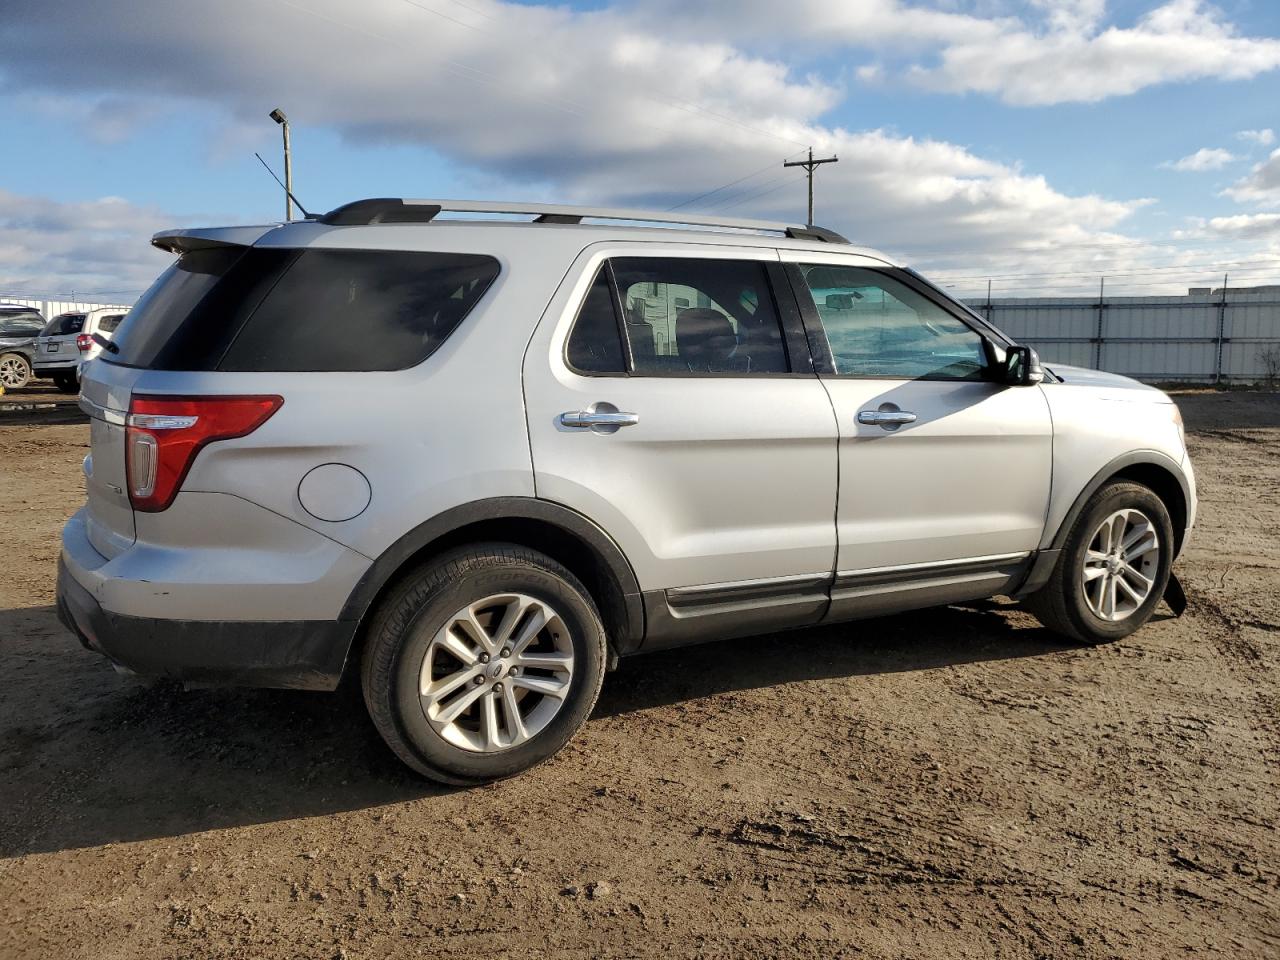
[361, 543, 607, 784]
[0, 353, 31, 389]
[53, 372, 79, 393]
[1025, 481, 1173, 644]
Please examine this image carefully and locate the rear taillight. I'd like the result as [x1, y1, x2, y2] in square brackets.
[76, 333, 94, 352]
[125, 395, 283, 512]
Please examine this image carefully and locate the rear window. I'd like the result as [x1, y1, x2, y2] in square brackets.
[42, 313, 86, 336]
[108, 247, 500, 372]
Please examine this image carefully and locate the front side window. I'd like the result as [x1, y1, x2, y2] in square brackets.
[611, 257, 788, 375]
[798, 265, 987, 380]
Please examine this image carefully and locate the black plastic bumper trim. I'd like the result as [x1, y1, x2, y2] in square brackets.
[56, 558, 354, 691]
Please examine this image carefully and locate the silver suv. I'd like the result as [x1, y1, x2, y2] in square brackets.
[57, 198, 1196, 784]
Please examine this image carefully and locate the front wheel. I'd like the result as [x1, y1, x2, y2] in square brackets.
[361, 543, 607, 784]
[1024, 480, 1174, 644]
[0, 353, 31, 389]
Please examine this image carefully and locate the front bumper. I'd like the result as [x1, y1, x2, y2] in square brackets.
[57, 557, 356, 690]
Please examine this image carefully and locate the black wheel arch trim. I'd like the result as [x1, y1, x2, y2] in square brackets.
[336, 496, 644, 649]
[1045, 450, 1190, 554]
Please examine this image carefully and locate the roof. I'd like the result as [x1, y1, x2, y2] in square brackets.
[152, 197, 900, 265]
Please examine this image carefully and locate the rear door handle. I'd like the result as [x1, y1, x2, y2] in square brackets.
[559, 402, 638, 433]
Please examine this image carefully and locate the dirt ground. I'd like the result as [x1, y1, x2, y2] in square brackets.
[0, 391, 1277, 959]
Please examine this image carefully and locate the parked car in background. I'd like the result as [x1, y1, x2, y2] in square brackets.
[34, 308, 127, 392]
[58, 198, 1196, 785]
[0, 303, 47, 390]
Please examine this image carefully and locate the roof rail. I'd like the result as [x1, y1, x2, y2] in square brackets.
[317, 197, 849, 242]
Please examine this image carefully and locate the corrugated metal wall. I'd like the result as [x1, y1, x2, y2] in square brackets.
[968, 291, 1280, 383]
[2, 296, 133, 320]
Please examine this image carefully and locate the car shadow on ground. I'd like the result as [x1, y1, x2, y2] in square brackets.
[0, 600, 1079, 858]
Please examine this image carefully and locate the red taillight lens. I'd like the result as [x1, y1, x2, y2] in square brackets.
[125, 395, 283, 512]
[76, 333, 94, 352]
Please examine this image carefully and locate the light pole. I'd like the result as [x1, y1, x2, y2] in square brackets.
[269, 107, 293, 221]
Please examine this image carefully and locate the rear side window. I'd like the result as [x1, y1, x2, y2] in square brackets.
[565, 267, 625, 374]
[42, 313, 86, 336]
[97, 314, 126, 334]
[109, 248, 500, 372]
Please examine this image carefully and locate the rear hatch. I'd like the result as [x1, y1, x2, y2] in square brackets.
[78, 227, 274, 557]
[37, 312, 87, 363]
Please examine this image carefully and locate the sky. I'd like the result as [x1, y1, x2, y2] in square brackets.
[2, 0, 1280, 301]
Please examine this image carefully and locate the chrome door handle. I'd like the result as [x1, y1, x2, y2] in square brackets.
[857, 406, 917, 430]
[559, 402, 638, 433]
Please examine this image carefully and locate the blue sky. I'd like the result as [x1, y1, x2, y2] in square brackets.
[3, 0, 1280, 299]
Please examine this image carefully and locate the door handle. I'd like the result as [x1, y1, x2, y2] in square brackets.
[559, 401, 638, 434]
[857, 405, 917, 430]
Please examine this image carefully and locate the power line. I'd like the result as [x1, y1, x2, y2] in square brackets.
[667, 150, 808, 211]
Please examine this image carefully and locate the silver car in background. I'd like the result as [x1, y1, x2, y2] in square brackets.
[57, 198, 1196, 785]
[34, 308, 128, 392]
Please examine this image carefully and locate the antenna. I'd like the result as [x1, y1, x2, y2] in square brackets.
[254, 153, 313, 220]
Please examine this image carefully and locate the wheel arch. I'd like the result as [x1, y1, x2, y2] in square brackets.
[336, 498, 645, 678]
[1050, 451, 1190, 558]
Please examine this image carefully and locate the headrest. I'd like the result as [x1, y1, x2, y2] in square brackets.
[676, 308, 736, 365]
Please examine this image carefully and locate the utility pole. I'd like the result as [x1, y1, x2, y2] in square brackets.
[269, 107, 293, 221]
[784, 148, 839, 226]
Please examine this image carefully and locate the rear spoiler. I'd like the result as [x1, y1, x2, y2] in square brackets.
[151, 225, 278, 254]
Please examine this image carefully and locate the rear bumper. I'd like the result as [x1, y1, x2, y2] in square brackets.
[34, 357, 79, 373]
[57, 557, 355, 690]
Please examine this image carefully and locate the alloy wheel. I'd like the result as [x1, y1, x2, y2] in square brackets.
[419, 593, 574, 753]
[1081, 508, 1160, 622]
[0, 355, 30, 388]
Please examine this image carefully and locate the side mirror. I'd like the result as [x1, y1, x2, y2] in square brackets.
[1002, 344, 1044, 386]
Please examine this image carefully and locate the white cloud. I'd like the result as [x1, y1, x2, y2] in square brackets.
[912, 0, 1280, 106]
[1223, 148, 1280, 207]
[1205, 212, 1280, 239]
[0, 190, 178, 299]
[1163, 147, 1237, 172]
[1238, 128, 1276, 147]
[644, 0, 1280, 107]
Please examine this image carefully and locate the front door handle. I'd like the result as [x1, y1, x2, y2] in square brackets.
[857, 404, 917, 430]
[559, 401, 638, 434]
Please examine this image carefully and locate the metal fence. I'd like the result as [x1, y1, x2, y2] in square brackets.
[966, 290, 1280, 384]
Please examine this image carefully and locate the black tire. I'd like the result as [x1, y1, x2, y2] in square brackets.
[361, 543, 607, 784]
[0, 352, 31, 389]
[53, 372, 79, 393]
[1025, 480, 1174, 645]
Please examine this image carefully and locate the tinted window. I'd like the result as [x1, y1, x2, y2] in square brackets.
[799, 265, 987, 379]
[220, 250, 498, 372]
[610, 257, 787, 375]
[565, 267, 625, 374]
[42, 313, 86, 336]
[97, 314, 126, 334]
[109, 248, 499, 372]
[109, 247, 248, 368]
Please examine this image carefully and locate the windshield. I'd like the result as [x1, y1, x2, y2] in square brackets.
[41, 313, 87, 337]
[0, 311, 46, 338]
